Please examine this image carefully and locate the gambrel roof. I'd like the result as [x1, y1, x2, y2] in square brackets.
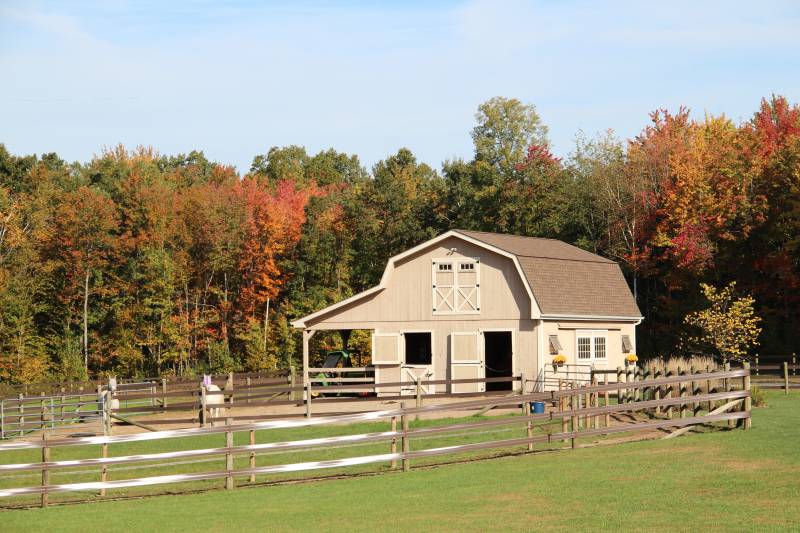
[454, 230, 641, 318]
[292, 230, 641, 328]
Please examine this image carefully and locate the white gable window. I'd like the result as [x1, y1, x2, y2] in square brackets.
[576, 330, 607, 362]
[432, 258, 480, 314]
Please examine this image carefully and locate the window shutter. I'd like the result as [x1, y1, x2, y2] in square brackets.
[432, 261, 455, 312]
[621, 335, 633, 353]
[548, 335, 563, 354]
[371, 333, 401, 365]
[455, 259, 479, 312]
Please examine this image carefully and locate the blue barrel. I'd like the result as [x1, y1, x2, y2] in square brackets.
[531, 401, 545, 414]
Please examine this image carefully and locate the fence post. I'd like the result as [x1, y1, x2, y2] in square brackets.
[665, 370, 674, 419]
[39, 392, 46, 433]
[305, 382, 312, 418]
[654, 370, 662, 415]
[289, 366, 296, 401]
[793, 352, 797, 377]
[249, 429, 256, 483]
[60, 389, 65, 424]
[391, 415, 398, 469]
[743, 361, 751, 430]
[246, 377, 251, 404]
[226, 372, 235, 409]
[18, 393, 24, 438]
[591, 373, 598, 429]
[784, 362, 789, 395]
[624, 364, 630, 403]
[571, 384, 579, 449]
[724, 362, 733, 428]
[401, 402, 410, 472]
[415, 377, 422, 421]
[201, 386, 208, 428]
[161, 378, 168, 411]
[100, 441, 108, 497]
[679, 368, 687, 419]
[602, 374, 610, 427]
[691, 366, 700, 416]
[616, 367, 623, 406]
[559, 380, 568, 443]
[755, 354, 759, 376]
[97, 385, 105, 437]
[41, 431, 49, 508]
[705, 365, 712, 412]
[225, 417, 234, 490]
[518, 372, 529, 442]
[584, 387, 591, 428]
[103, 391, 113, 436]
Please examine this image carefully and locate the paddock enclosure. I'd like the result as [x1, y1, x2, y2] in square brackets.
[0, 366, 751, 508]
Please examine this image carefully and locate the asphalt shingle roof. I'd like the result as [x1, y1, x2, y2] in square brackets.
[456, 230, 642, 318]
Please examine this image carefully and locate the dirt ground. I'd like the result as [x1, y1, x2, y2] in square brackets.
[8, 388, 677, 444]
[110, 394, 528, 435]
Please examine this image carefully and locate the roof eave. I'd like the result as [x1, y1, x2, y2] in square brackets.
[291, 286, 385, 329]
[540, 313, 644, 323]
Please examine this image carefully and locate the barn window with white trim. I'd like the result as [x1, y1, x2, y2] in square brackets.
[432, 258, 480, 314]
[576, 330, 607, 361]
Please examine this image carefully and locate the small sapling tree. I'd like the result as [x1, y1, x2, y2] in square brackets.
[684, 282, 762, 362]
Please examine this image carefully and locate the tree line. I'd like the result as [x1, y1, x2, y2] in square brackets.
[0, 95, 798, 383]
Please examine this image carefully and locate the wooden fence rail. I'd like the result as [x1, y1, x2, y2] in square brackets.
[0, 368, 750, 507]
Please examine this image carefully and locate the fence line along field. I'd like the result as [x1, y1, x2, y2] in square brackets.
[6, 355, 788, 440]
[0, 366, 751, 508]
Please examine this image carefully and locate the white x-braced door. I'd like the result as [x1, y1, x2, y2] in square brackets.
[432, 259, 480, 314]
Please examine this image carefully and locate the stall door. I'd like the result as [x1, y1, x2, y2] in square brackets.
[450, 332, 484, 393]
[372, 333, 401, 365]
[401, 366, 434, 395]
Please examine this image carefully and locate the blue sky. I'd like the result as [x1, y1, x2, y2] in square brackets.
[2, 1, 799, 173]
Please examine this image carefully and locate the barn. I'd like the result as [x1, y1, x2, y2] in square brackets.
[292, 230, 642, 394]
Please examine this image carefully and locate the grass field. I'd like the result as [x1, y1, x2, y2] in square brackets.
[2, 391, 799, 532]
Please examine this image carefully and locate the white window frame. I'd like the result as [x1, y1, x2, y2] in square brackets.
[432, 257, 481, 315]
[575, 330, 608, 363]
[400, 329, 435, 369]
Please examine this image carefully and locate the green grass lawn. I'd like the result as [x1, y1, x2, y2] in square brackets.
[2, 391, 799, 532]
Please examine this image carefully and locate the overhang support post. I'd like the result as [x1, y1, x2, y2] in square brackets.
[302, 329, 315, 401]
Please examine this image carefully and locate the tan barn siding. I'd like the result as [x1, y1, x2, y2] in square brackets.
[542, 321, 637, 373]
[304, 237, 531, 327]
[369, 319, 538, 392]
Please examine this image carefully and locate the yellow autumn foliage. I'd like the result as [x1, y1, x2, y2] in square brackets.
[684, 282, 762, 361]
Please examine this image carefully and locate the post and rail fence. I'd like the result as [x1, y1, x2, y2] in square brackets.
[2, 355, 786, 440]
[0, 367, 750, 508]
